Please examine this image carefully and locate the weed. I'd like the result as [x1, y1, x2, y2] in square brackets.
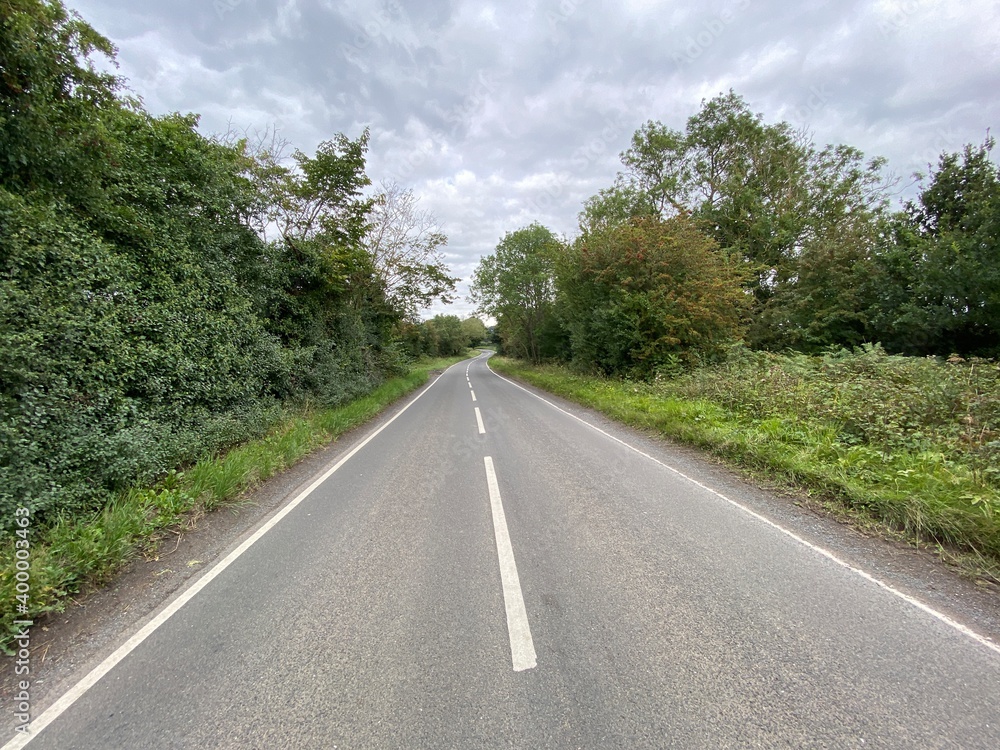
[492, 351, 1000, 579]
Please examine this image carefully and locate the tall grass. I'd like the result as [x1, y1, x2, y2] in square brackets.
[0, 354, 472, 650]
[491, 347, 1000, 577]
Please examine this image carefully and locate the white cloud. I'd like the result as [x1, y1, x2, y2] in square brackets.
[67, 0, 1000, 321]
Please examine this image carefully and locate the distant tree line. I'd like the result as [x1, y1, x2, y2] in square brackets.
[397, 315, 489, 357]
[472, 91, 999, 375]
[0, 0, 457, 527]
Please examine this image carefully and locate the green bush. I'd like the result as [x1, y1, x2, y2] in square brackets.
[1, 8, 400, 531]
[0, 186, 288, 529]
[669, 344, 1000, 475]
[0, 353, 472, 649]
[556, 217, 749, 377]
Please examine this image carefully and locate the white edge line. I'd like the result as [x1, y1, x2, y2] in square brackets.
[3, 362, 464, 750]
[484, 456, 537, 671]
[486, 361, 1000, 659]
[475, 407, 486, 434]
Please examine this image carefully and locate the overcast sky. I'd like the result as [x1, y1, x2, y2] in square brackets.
[68, 0, 1000, 319]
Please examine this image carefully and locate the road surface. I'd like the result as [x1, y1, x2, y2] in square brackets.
[7, 352, 1000, 748]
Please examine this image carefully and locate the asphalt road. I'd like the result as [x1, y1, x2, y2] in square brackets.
[7, 352, 1000, 749]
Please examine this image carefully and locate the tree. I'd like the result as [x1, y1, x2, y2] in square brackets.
[556, 216, 749, 376]
[617, 91, 812, 300]
[749, 145, 891, 351]
[0, 0, 121, 206]
[461, 316, 488, 347]
[0, 0, 407, 536]
[597, 91, 893, 350]
[213, 122, 294, 243]
[471, 224, 562, 362]
[870, 137, 1000, 356]
[420, 314, 467, 356]
[751, 220, 879, 351]
[363, 180, 458, 320]
[0, 100, 291, 524]
[236, 130, 382, 338]
[240, 131, 407, 401]
[578, 184, 656, 236]
[277, 130, 373, 252]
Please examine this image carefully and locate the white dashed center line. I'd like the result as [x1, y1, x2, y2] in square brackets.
[483, 456, 537, 672]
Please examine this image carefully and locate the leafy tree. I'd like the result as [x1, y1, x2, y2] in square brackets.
[471, 223, 562, 362]
[214, 122, 294, 243]
[750, 145, 891, 351]
[871, 138, 1000, 356]
[556, 216, 749, 376]
[596, 91, 893, 351]
[420, 314, 467, 356]
[363, 180, 458, 320]
[0, 0, 121, 207]
[0, 0, 408, 529]
[751, 220, 879, 351]
[276, 131, 373, 250]
[0, 104, 288, 524]
[578, 184, 655, 236]
[617, 91, 811, 298]
[247, 131, 405, 401]
[234, 130, 374, 345]
[461, 316, 488, 348]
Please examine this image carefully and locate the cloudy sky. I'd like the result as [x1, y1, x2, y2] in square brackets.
[68, 0, 1000, 318]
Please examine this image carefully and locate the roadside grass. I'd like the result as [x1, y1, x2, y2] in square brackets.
[0, 353, 474, 650]
[490, 350, 1000, 581]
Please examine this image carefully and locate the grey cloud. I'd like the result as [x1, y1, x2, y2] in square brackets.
[68, 0, 1000, 320]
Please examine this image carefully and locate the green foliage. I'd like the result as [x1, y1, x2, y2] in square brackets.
[419, 314, 468, 356]
[280, 131, 374, 250]
[460, 316, 488, 348]
[0, 353, 473, 649]
[752, 220, 879, 352]
[0, 0, 466, 647]
[605, 91, 893, 351]
[0, 183, 287, 526]
[870, 137, 1000, 356]
[387, 315, 481, 358]
[556, 216, 749, 377]
[364, 181, 457, 319]
[0, 0, 121, 205]
[471, 223, 563, 362]
[492, 350, 1000, 575]
[238, 128, 406, 403]
[0, 0, 423, 532]
[618, 91, 814, 297]
[578, 184, 656, 236]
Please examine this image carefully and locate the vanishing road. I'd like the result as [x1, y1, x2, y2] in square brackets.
[7, 352, 1000, 748]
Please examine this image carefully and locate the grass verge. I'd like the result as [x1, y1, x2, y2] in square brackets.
[490, 355, 1000, 582]
[0, 353, 474, 650]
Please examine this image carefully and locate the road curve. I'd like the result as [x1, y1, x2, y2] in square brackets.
[7, 352, 1000, 749]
